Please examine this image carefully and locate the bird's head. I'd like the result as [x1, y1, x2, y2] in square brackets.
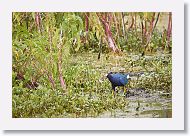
[106, 72, 113, 79]
[100, 72, 112, 81]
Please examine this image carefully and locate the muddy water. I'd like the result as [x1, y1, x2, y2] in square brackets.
[99, 89, 172, 118]
[71, 53, 172, 118]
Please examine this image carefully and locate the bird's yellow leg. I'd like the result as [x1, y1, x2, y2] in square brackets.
[112, 90, 114, 96]
[112, 86, 116, 97]
[112, 90, 116, 97]
[123, 86, 126, 95]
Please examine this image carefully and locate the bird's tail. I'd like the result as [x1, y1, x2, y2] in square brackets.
[125, 74, 130, 79]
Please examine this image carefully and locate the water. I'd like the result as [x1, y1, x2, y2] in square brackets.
[98, 89, 172, 118]
[69, 52, 172, 118]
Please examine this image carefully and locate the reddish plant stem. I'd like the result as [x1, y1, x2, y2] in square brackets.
[58, 29, 66, 90]
[141, 21, 145, 44]
[99, 15, 119, 53]
[58, 47, 66, 89]
[130, 13, 134, 29]
[150, 13, 155, 33]
[134, 13, 137, 30]
[142, 12, 160, 55]
[121, 12, 126, 39]
[48, 73, 55, 89]
[85, 13, 89, 32]
[58, 61, 66, 89]
[167, 12, 172, 48]
[35, 12, 41, 33]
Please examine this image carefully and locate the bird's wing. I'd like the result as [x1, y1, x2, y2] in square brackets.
[109, 74, 121, 85]
[119, 76, 128, 85]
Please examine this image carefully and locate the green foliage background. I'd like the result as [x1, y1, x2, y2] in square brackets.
[12, 12, 172, 118]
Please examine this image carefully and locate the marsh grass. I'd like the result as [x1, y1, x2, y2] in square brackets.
[13, 52, 171, 118]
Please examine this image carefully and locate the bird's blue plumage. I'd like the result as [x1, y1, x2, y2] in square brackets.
[107, 72, 130, 92]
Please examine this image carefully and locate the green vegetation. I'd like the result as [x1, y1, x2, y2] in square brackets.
[12, 12, 172, 118]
